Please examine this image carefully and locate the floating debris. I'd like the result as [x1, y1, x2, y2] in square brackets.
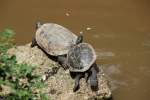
[65, 12, 70, 16]
[86, 27, 92, 31]
[79, 31, 83, 34]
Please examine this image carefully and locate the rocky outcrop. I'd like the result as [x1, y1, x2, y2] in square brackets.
[7, 44, 112, 100]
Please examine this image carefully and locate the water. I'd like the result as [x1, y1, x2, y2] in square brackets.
[0, 0, 150, 100]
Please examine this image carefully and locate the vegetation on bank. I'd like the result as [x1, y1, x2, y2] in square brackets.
[0, 29, 48, 100]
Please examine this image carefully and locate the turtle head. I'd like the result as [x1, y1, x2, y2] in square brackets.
[35, 21, 42, 29]
[75, 31, 83, 45]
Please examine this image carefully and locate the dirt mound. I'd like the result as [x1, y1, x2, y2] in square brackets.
[7, 44, 112, 100]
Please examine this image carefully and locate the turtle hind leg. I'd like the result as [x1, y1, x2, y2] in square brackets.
[89, 63, 99, 91]
[73, 73, 82, 92]
[31, 37, 37, 47]
[57, 55, 68, 70]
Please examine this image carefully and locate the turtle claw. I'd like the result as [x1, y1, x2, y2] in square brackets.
[73, 83, 80, 92]
[90, 79, 98, 91]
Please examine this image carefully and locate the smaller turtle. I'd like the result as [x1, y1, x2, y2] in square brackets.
[67, 43, 99, 92]
[31, 22, 83, 69]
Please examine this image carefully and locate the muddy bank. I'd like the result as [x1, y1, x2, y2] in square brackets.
[7, 43, 111, 100]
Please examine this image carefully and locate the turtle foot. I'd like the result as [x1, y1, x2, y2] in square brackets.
[42, 67, 59, 82]
[90, 79, 98, 91]
[31, 37, 37, 48]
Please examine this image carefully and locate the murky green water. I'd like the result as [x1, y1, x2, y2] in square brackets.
[0, 0, 150, 100]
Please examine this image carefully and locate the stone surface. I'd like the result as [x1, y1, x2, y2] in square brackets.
[7, 43, 112, 100]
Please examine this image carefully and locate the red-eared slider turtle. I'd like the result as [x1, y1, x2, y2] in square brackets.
[67, 43, 98, 92]
[31, 22, 83, 67]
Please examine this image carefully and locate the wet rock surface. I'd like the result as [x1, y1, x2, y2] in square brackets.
[7, 43, 112, 100]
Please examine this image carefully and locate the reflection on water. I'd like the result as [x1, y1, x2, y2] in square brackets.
[0, 0, 150, 100]
[96, 49, 115, 60]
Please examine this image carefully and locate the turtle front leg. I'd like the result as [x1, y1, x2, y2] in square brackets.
[57, 55, 68, 70]
[85, 70, 91, 83]
[31, 21, 42, 47]
[75, 32, 83, 45]
[35, 21, 42, 29]
[31, 37, 37, 47]
[73, 73, 82, 92]
[88, 63, 98, 91]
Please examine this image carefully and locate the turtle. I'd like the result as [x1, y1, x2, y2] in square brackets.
[31, 22, 83, 81]
[31, 22, 83, 68]
[67, 43, 99, 92]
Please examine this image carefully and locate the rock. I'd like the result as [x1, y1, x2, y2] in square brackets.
[7, 43, 112, 100]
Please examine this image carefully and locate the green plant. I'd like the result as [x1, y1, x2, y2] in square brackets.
[0, 29, 48, 100]
[0, 29, 15, 53]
